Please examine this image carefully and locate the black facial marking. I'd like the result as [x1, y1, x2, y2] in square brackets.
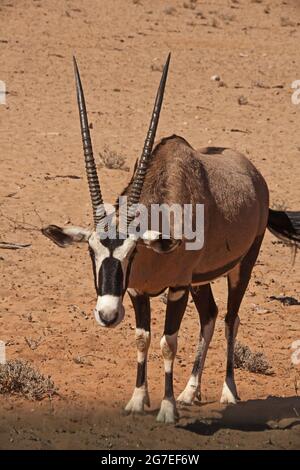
[90, 234, 136, 298]
[100, 236, 126, 253]
[98, 257, 123, 296]
[89, 247, 98, 294]
[103, 236, 137, 293]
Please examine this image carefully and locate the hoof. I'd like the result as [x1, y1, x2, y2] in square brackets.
[177, 385, 200, 406]
[124, 388, 150, 415]
[220, 380, 239, 404]
[156, 398, 179, 424]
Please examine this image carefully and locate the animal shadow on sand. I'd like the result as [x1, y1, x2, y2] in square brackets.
[177, 396, 300, 435]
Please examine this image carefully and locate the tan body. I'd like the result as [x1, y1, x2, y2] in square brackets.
[127, 135, 269, 293]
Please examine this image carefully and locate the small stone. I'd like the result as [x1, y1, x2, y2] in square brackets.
[255, 308, 270, 314]
[238, 95, 248, 105]
[151, 63, 163, 72]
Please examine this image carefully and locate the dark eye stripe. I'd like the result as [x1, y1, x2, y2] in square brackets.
[98, 257, 123, 296]
[89, 248, 98, 294]
[100, 237, 125, 252]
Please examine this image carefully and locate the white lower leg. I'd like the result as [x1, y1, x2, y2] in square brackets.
[156, 397, 178, 424]
[177, 373, 199, 405]
[125, 328, 150, 414]
[178, 319, 215, 405]
[157, 333, 178, 424]
[125, 385, 150, 413]
[220, 316, 240, 404]
[220, 379, 239, 404]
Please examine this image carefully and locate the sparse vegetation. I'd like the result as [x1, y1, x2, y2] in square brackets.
[269, 295, 299, 306]
[234, 342, 274, 375]
[0, 360, 57, 400]
[272, 199, 288, 211]
[98, 146, 129, 171]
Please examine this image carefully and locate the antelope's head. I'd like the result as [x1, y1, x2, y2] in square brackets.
[42, 55, 174, 328]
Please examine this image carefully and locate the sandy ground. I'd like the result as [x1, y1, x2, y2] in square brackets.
[0, 0, 300, 450]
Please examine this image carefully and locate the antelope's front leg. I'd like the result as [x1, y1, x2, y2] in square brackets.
[177, 284, 218, 405]
[157, 286, 189, 424]
[125, 290, 151, 414]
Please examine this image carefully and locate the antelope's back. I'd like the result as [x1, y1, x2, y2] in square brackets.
[127, 135, 269, 292]
[138, 134, 269, 223]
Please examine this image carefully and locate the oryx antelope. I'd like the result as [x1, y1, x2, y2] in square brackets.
[42, 55, 300, 423]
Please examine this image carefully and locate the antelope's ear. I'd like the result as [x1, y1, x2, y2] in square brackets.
[42, 225, 91, 248]
[141, 230, 182, 254]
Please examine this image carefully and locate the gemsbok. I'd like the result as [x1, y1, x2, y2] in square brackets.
[42, 54, 300, 423]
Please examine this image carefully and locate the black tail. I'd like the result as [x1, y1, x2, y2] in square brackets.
[267, 209, 300, 246]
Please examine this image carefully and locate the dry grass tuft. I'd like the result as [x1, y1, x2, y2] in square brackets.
[234, 342, 274, 375]
[272, 199, 288, 211]
[0, 360, 57, 400]
[98, 146, 129, 171]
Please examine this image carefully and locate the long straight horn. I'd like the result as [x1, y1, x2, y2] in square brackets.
[73, 56, 106, 229]
[127, 53, 171, 225]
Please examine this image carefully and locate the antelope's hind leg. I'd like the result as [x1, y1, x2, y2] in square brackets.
[177, 284, 218, 405]
[125, 290, 151, 415]
[157, 286, 189, 424]
[221, 235, 264, 404]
